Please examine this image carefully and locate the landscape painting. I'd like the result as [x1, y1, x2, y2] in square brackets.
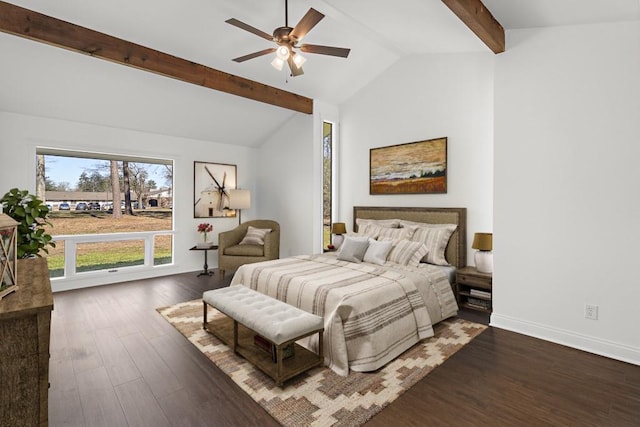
[370, 137, 447, 194]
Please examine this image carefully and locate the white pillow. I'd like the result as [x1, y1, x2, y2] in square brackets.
[376, 226, 416, 244]
[356, 218, 400, 230]
[239, 226, 272, 245]
[337, 236, 370, 263]
[410, 225, 457, 265]
[386, 240, 429, 267]
[398, 219, 457, 229]
[343, 232, 370, 241]
[363, 239, 393, 265]
[357, 223, 381, 239]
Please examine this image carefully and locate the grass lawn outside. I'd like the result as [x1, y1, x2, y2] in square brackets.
[44, 210, 173, 276]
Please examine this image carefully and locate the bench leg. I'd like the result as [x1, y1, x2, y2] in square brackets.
[202, 302, 208, 330]
[276, 344, 284, 387]
[232, 320, 238, 353]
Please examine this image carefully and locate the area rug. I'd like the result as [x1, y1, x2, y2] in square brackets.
[158, 299, 486, 427]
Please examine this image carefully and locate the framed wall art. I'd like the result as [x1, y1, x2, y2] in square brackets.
[194, 162, 237, 218]
[370, 137, 447, 195]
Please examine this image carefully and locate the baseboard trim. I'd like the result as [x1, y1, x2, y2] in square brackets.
[490, 313, 640, 366]
[51, 264, 198, 292]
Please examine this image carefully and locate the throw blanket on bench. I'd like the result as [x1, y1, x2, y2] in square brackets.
[230, 254, 458, 376]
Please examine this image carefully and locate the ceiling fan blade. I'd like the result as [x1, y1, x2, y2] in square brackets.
[300, 44, 351, 58]
[290, 8, 324, 41]
[287, 56, 304, 77]
[231, 48, 276, 63]
[225, 18, 273, 41]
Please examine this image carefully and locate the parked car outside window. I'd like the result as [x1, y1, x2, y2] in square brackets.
[75, 202, 88, 211]
[59, 203, 71, 211]
[89, 202, 101, 210]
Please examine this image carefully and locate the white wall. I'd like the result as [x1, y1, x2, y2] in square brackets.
[339, 52, 495, 256]
[493, 21, 640, 364]
[256, 113, 315, 257]
[0, 111, 256, 291]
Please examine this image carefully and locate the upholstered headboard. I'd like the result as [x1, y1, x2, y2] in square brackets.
[353, 206, 467, 268]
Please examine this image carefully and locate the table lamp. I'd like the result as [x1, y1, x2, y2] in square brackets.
[472, 232, 493, 273]
[228, 189, 251, 225]
[331, 222, 347, 249]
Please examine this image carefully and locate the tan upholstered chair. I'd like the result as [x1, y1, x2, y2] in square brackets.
[217, 220, 280, 279]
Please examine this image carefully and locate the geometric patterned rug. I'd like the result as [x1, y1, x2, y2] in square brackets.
[157, 299, 487, 427]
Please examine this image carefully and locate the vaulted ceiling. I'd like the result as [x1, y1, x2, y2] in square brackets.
[1, 0, 638, 146]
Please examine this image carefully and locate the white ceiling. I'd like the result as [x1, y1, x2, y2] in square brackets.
[1, 0, 639, 146]
[483, 0, 640, 29]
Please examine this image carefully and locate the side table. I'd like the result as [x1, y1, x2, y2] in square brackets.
[456, 266, 492, 312]
[190, 245, 219, 276]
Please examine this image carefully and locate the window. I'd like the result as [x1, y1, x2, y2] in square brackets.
[322, 122, 333, 249]
[36, 149, 173, 278]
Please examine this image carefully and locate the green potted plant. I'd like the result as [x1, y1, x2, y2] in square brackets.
[0, 188, 55, 258]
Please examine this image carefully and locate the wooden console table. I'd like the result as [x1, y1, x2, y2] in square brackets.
[0, 258, 53, 426]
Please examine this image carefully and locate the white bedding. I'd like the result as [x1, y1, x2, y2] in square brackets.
[230, 254, 458, 375]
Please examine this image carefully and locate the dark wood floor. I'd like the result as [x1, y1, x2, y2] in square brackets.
[49, 270, 640, 426]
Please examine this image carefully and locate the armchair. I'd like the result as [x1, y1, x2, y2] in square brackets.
[217, 220, 280, 279]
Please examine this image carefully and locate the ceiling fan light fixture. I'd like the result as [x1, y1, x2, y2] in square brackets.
[226, 1, 350, 77]
[271, 56, 285, 71]
[276, 45, 290, 60]
[293, 52, 306, 68]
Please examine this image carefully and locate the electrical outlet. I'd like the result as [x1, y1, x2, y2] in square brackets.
[585, 304, 599, 320]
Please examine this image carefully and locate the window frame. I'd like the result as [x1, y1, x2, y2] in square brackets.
[36, 148, 174, 281]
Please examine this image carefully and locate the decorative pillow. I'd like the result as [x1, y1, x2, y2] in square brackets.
[356, 223, 381, 239]
[398, 220, 457, 229]
[356, 218, 400, 231]
[337, 236, 370, 263]
[363, 239, 393, 266]
[376, 226, 416, 243]
[410, 225, 457, 265]
[386, 240, 429, 267]
[344, 232, 370, 241]
[239, 226, 272, 246]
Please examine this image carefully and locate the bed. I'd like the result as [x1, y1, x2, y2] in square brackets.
[230, 206, 466, 376]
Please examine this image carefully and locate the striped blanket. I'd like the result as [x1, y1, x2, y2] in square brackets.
[230, 254, 458, 376]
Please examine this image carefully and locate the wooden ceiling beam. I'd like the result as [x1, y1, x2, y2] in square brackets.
[0, 1, 313, 114]
[441, 0, 505, 54]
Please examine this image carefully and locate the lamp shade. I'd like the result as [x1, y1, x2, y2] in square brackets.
[276, 45, 290, 60]
[331, 222, 347, 235]
[472, 233, 493, 251]
[270, 57, 284, 71]
[228, 189, 251, 210]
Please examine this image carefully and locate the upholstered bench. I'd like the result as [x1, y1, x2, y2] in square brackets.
[202, 285, 324, 386]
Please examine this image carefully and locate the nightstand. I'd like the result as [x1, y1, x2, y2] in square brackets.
[456, 266, 492, 312]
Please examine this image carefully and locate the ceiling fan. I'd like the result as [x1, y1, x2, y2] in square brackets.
[225, 0, 351, 77]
